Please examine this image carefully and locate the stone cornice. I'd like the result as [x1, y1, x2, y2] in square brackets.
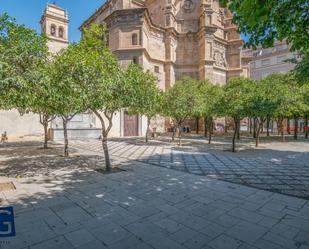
[80, 0, 114, 30]
[40, 14, 69, 25]
[47, 37, 69, 44]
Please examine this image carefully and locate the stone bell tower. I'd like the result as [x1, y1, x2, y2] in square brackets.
[40, 4, 69, 54]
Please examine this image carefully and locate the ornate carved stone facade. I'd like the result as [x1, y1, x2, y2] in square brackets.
[81, 0, 251, 88]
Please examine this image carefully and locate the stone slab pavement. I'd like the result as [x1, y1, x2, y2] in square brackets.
[1, 159, 309, 249]
[70, 139, 309, 200]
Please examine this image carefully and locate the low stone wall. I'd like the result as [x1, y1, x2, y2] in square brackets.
[50, 128, 102, 141]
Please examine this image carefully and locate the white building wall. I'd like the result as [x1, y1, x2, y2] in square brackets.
[0, 110, 42, 139]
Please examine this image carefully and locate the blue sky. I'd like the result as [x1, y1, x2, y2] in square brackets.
[0, 0, 106, 42]
[1, 1, 248, 43]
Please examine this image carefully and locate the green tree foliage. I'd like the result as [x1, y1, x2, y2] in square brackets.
[26, 63, 57, 149]
[284, 75, 307, 140]
[72, 24, 128, 171]
[0, 13, 48, 110]
[248, 76, 285, 146]
[295, 52, 309, 84]
[220, 0, 309, 52]
[196, 80, 223, 144]
[48, 45, 86, 157]
[126, 63, 163, 142]
[0, 13, 54, 148]
[163, 77, 200, 145]
[223, 77, 254, 152]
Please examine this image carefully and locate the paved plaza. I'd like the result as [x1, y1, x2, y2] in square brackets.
[71, 138, 309, 200]
[0, 138, 309, 249]
[1, 156, 309, 249]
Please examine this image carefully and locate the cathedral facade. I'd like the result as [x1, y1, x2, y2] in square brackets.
[0, 1, 251, 140]
[81, 0, 251, 91]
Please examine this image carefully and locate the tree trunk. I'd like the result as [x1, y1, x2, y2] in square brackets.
[62, 118, 69, 157]
[294, 117, 298, 140]
[279, 117, 285, 141]
[305, 115, 308, 139]
[266, 117, 270, 137]
[102, 134, 111, 171]
[208, 117, 213, 144]
[43, 120, 49, 149]
[232, 118, 238, 152]
[172, 127, 175, 141]
[93, 110, 113, 171]
[287, 119, 291, 134]
[237, 119, 240, 140]
[253, 118, 257, 138]
[224, 117, 228, 134]
[255, 119, 262, 147]
[178, 125, 182, 146]
[249, 118, 252, 134]
[204, 116, 208, 137]
[146, 116, 151, 143]
[196, 117, 199, 134]
[39, 113, 53, 149]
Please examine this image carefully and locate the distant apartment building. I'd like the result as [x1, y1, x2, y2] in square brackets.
[249, 40, 298, 80]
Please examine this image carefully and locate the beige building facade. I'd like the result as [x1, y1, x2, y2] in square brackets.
[80, 0, 250, 134]
[81, 0, 250, 89]
[249, 40, 297, 80]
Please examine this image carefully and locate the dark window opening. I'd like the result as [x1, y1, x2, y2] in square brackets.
[50, 25, 56, 36]
[132, 34, 138, 45]
[133, 57, 138, 64]
[58, 27, 64, 38]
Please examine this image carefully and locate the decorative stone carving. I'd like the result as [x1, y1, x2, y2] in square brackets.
[214, 50, 227, 67]
[218, 9, 224, 25]
[182, 0, 195, 13]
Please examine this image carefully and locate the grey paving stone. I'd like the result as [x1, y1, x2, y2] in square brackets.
[55, 206, 93, 224]
[208, 234, 242, 249]
[262, 231, 299, 249]
[168, 227, 201, 244]
[294, 230, 309, 246]
[125, 220, 165, 242]
[258, 216, 279, 228]
[212, 214, 239, 228]
[280, 215, 309, 232]
[228, 208, 264, 223]
[28, 236, 74, 249]
[153, 218, 184, 233]
[299, 246, 309, 249]
[147, 233, 185, 249]
[199, 220, 227, 239]
[169, 211, 209, 230]
[182, 232, 212, 249]
[269, 223, 300, 239]
[75, 239, 108, 249]
[64, 229, 97, 248]
[225, 221, 268, 243]
[108, 236, 145, 249]
[237, 244, 259, 249]
[124, 204, 161, 218]
[155, 203, 179, 214]
[90, 224, 131, 245]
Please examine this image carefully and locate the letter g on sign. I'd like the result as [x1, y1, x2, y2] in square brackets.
[0, 207, 16, 237]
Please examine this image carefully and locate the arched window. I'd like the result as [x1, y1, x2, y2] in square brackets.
[58, 27, 64, 38]
[50, 25, 56, 36]
[132, 33, 138, 45]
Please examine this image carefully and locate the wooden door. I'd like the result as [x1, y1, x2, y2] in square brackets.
[124, 111, 138, 137]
